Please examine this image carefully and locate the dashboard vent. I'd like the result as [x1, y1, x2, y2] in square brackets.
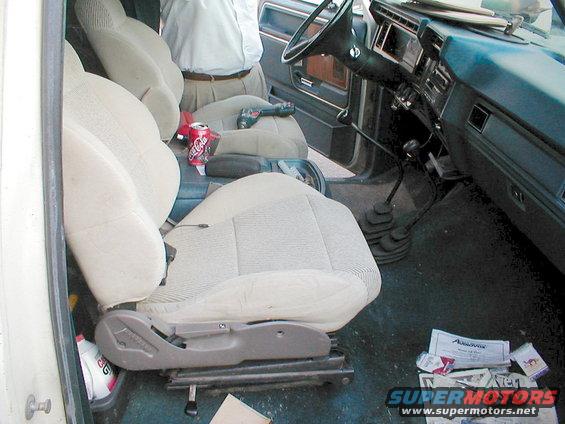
[375, 5, 419, 33]
[430, 32, 444, 52]
[375, 20, 390, 48]
[468, 105, 490, 133]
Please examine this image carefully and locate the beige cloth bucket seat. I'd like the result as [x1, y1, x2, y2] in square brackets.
[63, 41, 380, 335]
[74, 0, 308, 159]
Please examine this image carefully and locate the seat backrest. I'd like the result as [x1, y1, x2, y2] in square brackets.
[63, 41, 181, 309]
[74, 0, 184, 141]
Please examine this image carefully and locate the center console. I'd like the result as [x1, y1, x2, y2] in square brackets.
[169, 154, 329, 223]
[369, 1, 462, 178]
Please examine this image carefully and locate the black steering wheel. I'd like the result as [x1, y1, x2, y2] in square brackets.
[282, 0, 354, 64]
[282, 0, 401, 85]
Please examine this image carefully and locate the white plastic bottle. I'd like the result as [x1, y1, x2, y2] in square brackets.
[76, 334, 117, 401]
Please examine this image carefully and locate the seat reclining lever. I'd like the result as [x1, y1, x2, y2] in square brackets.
[160, 242, 177, 286]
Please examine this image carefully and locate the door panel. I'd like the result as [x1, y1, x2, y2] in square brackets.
[304, 50, 350, 91]
[258, 0, 367, 166]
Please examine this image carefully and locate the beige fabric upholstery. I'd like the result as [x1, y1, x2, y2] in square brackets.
[74, 0, 308, 158]
[193, 96, 308, 159]
[63, 42, 180, 308]
[75, 0, 184, 141]
[181, 63, 268, 113]
[63, 41, 380, 332]
[179, 172, 320, 226]
[138, 173, 381, 332]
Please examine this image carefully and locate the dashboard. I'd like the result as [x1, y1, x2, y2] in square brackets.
[369, 2, 454, 119]
[372, 9, 422, 72]
[367, 0, 565, 273]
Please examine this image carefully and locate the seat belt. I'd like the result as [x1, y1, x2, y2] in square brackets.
[160, 242, 177, 286]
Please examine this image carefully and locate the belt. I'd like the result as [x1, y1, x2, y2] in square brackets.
[182, 69, 251, 81]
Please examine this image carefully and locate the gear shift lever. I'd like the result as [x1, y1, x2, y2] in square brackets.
[338, 108, 405, 242]
[370, 139, 438, 264]
[337, 109, 397, 159]
[403, 139, 421, 161]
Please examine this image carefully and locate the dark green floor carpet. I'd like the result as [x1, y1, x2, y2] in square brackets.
[118, 183, 564, 424]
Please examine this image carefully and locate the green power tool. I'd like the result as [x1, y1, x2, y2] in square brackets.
[236, 102, 296, 129]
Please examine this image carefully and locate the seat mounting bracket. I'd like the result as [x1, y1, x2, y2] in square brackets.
[165, 349, 354, 391]
[95, 310, 333, 370]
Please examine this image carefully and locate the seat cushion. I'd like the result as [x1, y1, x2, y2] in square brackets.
[192, 95, 308, 159]
[137, 173, 381, 332]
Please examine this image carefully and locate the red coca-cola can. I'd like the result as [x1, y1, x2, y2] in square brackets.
[187, 122, 212, 166]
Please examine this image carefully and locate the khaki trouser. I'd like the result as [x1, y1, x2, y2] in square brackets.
[180, 63, 268, 113]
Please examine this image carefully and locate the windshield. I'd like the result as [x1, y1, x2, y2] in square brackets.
[480, 0, 565, 57]
[482, 0, 564, 36]
[380, 0, 565, 55]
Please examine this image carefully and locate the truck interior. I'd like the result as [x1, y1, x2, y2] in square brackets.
[56, 0, 564, 422]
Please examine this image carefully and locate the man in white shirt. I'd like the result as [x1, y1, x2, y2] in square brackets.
[160, 0, 268, 112]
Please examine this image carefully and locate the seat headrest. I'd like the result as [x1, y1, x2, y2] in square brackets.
[75, 0, 127, 32]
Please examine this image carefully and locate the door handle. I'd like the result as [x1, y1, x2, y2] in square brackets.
[300, 77, 314, 87]
[293, 71, 314, 88]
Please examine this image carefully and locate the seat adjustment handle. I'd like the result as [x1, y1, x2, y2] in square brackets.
[184, 385, 198, 417]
